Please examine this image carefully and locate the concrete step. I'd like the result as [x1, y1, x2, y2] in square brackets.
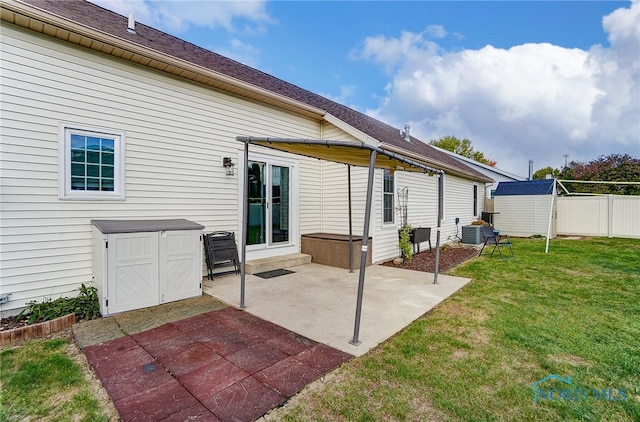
[246, 253, 311, 274]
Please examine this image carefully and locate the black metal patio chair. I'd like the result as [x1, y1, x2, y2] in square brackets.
[478, 226, 514, 259]
[203, 231, 241, 279]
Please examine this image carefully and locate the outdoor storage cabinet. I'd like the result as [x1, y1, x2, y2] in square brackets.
[301, 233, 372, 269]
[92, 219, 204, 316]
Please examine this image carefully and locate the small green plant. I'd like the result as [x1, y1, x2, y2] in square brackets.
[26, 284, 100, 324]
[398, 224, 413, 263]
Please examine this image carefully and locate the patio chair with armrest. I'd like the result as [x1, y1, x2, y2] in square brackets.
[478, 226, 514, 259]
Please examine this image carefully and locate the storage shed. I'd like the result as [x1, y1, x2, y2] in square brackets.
[92, 219, 204, 316]
[492, 179, 557, 238]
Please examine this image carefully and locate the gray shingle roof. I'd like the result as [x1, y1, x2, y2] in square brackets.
[19, 0, 492, 181]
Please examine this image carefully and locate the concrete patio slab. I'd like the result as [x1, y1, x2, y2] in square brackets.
[204, 263, 471, 357]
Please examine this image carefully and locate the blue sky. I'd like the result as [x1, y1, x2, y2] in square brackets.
[90, 0, 639, 177]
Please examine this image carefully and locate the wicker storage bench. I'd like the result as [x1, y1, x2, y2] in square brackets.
[301, 233, 372, 269]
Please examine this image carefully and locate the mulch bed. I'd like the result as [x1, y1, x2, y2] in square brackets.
[381, 244, 480, 273]
[1, 314, 30, 332]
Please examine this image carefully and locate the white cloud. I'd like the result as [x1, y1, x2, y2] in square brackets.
[361, 1, 640, 176]
[425, 24, 447, 39]
[353, 31, 442, 74]
[90, 0, 272, 33]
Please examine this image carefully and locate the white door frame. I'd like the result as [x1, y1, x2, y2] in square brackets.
[237, 150, 300, 260]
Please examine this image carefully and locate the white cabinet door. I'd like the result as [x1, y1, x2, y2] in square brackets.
[159, 230, 202, 303]
[107, 232, 160, 314]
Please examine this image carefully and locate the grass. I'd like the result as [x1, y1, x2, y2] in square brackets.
[1, 237, 637, 421]
[0, 337, 110, 421]
[277, 237, 640, 421]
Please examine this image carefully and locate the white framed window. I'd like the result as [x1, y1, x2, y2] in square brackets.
[59, 124, 125, 200]
[383, 169, 394, 224]
[473, 184, 478, 217]
[438, 174, 446, 222]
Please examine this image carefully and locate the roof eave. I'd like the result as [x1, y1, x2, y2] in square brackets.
[430, 145, 526, 180]
[381, 143, 494, 183]
[0, 0, 327, 120]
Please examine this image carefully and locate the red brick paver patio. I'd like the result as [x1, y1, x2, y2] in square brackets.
[85, 307, 352, 421]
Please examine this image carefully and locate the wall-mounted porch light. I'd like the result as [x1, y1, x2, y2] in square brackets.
[223, 157, 235, 176]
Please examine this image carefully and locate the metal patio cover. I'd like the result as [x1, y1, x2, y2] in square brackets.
[236, 137, 445, 346]
[238, 137, 444, 173]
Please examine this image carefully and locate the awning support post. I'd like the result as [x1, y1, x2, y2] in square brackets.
[348, 165, 354, 273]
[350, 150, 377, 346]
[240, 141, 249, 309]
[433, 173, 443, 284]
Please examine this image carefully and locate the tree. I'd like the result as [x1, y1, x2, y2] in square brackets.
[532, 167, 560, 180]
[558, 154, 640, 195]
[429, 136, 497, 167]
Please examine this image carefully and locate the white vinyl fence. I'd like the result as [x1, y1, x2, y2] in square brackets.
[557, 195, 640, 239]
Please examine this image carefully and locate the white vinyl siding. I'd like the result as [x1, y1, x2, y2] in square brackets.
[373, 171, 437, 262]
[441, 175, 483, 240]
[318, 164, 368, 235]
[372, 173, 485, 262]
[317, 123, 369, 236]
[0, 24, 323, 315]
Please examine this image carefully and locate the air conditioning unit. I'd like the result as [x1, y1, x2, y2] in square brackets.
[462, 225, 482, 244]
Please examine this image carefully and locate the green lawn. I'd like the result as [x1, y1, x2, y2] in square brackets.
[1, 238, 637, 421]
[278, 237, 640, 421]
[0, 337, 110, 421]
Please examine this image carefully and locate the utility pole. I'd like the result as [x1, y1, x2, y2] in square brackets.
[563, 154, 569, 168]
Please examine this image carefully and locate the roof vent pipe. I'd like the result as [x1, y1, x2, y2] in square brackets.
[127, 13, 136, 34]
[403, 124, 411, 142]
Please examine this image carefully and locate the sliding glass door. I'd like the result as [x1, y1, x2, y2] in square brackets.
[247, 160, 290, 246]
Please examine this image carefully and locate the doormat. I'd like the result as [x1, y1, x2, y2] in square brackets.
[254, 268, 295, 279]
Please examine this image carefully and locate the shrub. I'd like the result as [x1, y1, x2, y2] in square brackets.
[26, 284, 100, 324]
[398, 224, 414, 263]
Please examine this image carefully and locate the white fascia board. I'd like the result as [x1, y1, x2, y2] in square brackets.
[322, 113, 380, 146]
[430, 145, 526, 180]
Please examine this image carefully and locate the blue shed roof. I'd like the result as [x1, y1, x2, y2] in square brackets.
[494, 179, 555, 196]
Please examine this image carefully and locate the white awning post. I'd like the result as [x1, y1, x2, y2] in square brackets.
[240, 141, 249, 308]
[350, 150, 377, 346]
[545, 179, 557, 253]
[433, 173, 443, 284]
